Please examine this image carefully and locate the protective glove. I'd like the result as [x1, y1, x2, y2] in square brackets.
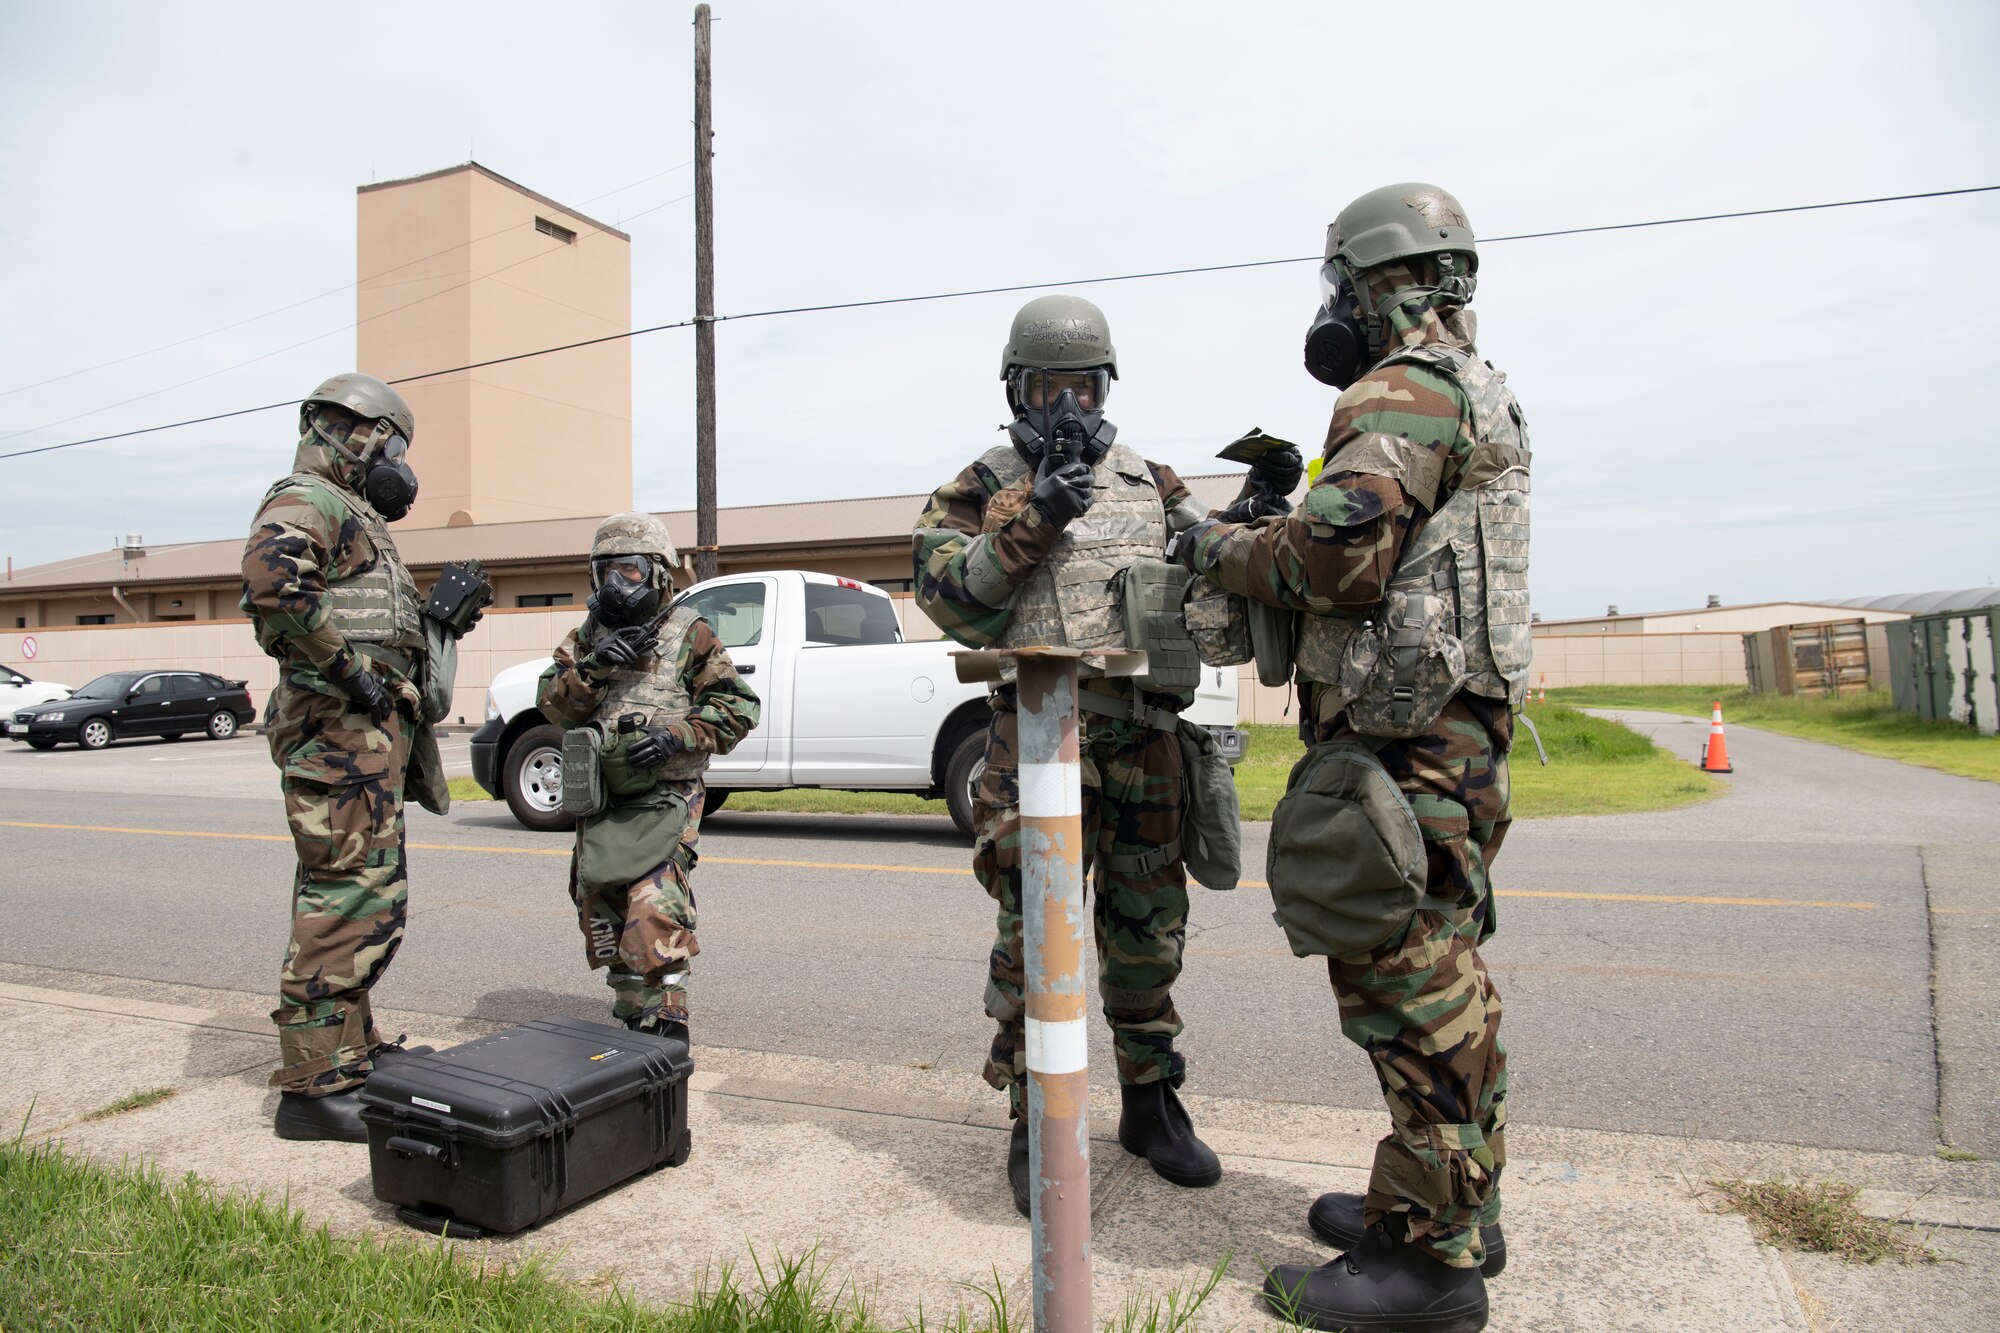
[1217, 491, 1294, 525]
[628, 725, 689, 769]
[1030, 456, 1096, 528]
[578, 624, 655, 679]
[340, 666, 395, 727]
[1172, 518, 1222, 574]
[1249, 445, 1304, 498]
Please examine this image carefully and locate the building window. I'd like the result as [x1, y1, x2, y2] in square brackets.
[869, 579, 915, 594]
[516, 593, 575, 608]
[12, 617, 22, 629]
[77, 614, 115, 625]
[535, 216, 577, 245]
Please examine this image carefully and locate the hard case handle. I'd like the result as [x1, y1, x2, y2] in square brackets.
[386, 1134, 453, 1166]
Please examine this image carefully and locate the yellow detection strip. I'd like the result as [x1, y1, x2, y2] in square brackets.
[0, 820, 1879, 911]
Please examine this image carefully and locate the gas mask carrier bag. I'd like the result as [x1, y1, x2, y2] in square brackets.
[359, 1017, 692, 1237]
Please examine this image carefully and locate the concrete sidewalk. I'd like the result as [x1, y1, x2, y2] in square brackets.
[6, 975, 1996, 1332]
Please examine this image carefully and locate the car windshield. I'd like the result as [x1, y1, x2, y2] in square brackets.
[71, 673, 143, 700]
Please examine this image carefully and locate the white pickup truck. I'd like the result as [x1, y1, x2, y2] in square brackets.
[470, 569, 1245, 836]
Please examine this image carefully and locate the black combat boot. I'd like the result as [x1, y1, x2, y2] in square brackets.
[1309, 1191, 1507, 1277]
[1007, 1118, 1031, 1218]
[274, 1087, 369, 1143]
[1116, 1081, 1221, 1188]
[622, 1012, 690, 1048]
[1263, 1223, 1488, 1333]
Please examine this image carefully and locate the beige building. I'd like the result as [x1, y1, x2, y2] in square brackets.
[357, 162, 632, 530]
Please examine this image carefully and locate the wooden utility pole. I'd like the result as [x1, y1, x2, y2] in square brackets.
[692, 3, 718, 582]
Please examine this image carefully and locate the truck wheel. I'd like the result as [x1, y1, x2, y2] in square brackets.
[504, 724, 576, 833]
[703, 788, 729, 814]
[943, 729, 986, 839]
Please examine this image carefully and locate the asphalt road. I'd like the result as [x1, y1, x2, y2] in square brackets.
[3, 712, 1994, 1157]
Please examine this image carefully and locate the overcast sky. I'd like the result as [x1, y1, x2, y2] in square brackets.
[2, 0, 1995, 616]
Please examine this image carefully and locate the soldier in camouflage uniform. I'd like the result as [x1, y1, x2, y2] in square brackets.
[914, 295, 1296, 1217]
[537, 512, 759, 1040]
[1178, 186, 1526, 1333]
[242, 372, 465, 1143]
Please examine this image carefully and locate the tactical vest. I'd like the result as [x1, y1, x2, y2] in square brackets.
[253, 472, 424, 663]
[980, 441, 1173, 681]
[591, 603, 708, 780]
[1293, 345, 1533, 723]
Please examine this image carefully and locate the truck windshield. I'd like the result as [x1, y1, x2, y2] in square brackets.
[802, 583, 902, 646]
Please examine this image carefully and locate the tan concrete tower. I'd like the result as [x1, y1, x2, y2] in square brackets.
[356, 163, 632, 529]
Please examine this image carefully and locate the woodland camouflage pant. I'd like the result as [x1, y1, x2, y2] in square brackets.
[974, 691, 1188, 1113]
[1313, 690, 1513, 1269]
[570, 780, 706, 1030]
[267, 683, 412, 1095]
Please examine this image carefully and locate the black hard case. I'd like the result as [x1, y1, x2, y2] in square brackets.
[359, 1017, 691, 1236]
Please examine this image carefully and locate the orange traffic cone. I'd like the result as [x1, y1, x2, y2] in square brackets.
[1699, 700, 1734, 774]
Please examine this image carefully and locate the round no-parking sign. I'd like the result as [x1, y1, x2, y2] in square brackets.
[19, 636, 36, 660]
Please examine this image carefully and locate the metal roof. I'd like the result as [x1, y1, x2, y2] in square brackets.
[1812, 588, 2000, 614]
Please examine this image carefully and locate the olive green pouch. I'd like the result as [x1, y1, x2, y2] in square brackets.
[1265, 742, 1456, 958]
[597, 730, 662, 799]
[406, 723, 451, 817]
[1176, 718, 1241, 891]
[1117, 559, 1201, 692]
[1183, 574, 1252, 668]
[561, 725, 608, 818]
[1248, 598, 1296, 688]
[576, 789, 691, 891]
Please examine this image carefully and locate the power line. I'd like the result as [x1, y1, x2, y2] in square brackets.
[3, 182, 1993, 464]
[0, 318, 701, 460]
[0, 161, 694, 402]
[0, 187, 695, 445]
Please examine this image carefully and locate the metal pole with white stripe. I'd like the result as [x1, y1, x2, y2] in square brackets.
[1012, 645, 1093, 1333]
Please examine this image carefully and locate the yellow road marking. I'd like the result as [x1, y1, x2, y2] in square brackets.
[0, 819, 1880, 910]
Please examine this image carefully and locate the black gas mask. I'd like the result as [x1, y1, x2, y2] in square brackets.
[359, 430, 418, 522]
[1006, 367, 1116, 469]
[314, 410, 419, 522]
[1303, 260, 1368, 389]
[589, 554, 664, 627]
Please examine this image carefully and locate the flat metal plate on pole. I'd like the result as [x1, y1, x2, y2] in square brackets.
[953, 646, 1148, 684]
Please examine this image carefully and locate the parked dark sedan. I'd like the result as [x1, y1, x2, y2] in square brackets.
[8, 669, 256, 750]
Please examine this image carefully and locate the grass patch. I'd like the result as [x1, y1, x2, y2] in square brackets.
[0, 1138, 1222, 1332]
[448, 775, 491, 802]
[1234, 707, 1716, 820]
[1707, 1178, 1934, 1264]
[1937, 1147, 1982, 1163]
[80, 1086, 178, 1122]
[719, 789, 947, 818]
[1552, 686, 2000, 784]
[452, 710, 1714, 822]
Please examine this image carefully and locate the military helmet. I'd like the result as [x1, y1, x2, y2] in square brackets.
[591, 511, 678, 565]
[1325, 183, 1477, 274]
[999, 293, 1119, 381]
[299, 372, 416, 442]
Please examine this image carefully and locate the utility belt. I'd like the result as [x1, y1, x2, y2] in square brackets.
[352, 642, 416, 679]
[991, 682, 1238, 890]
[995, 680, 1181, 733]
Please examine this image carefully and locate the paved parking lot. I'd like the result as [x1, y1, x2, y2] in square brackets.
[4, 712, 1995, 1157]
